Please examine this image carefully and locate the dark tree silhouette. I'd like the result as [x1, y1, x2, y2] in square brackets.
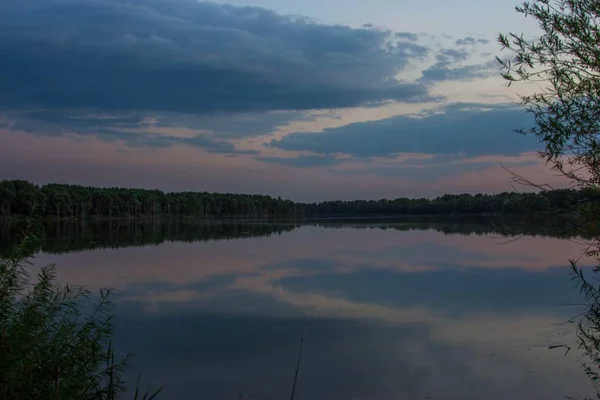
[0, 180, 586, 220]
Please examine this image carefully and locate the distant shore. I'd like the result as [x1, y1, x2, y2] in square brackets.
[0, 179, 586, 220]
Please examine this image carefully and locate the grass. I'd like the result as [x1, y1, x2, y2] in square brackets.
[0, 218, 162, 399]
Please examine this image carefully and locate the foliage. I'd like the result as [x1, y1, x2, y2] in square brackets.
[0, 219, 161, 399]
[0, 180, 300, 219]
[498, 0, 600, 186]
[498, 0, 600, 396]
[307, 189, 578, 216]
[0, 179, 589, 220]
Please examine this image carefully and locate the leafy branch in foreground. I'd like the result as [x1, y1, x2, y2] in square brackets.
[498, 0, 600, 397]
[571, 259, 600, 393]
[497, 0, 600, 186]
[0, 219, 162, 399]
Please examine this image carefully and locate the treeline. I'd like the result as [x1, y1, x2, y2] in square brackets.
[307, 190, 582, 216]
[0, 216, 589, 257]
[0, 180, 301, 219]
[0, 179, 591, 219]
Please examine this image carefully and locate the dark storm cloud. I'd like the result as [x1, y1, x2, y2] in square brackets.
[268, 103, 539, 157]
[0, 0, 433, 115]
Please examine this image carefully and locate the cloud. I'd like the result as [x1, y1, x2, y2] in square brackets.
[153, 111, 312, 139]
[435, 49, 470, 63]
[455, 36, 490, 46]
[3, 109, 258, 154]
[421, 59, 498, 82]
[338, 158, 539, 181]
[0, 0, 434, 115]
[421, 48, 497, 82]
[5, 107, 308, 139]
[255, 155, 345, 168]
[395, 31, 419, 41]
[276, 265, 580, 314]
[268, 103, 539, 158]
[101, 131, 259, 155]
[176, 135, 260, 155]
[6, 110, 149, 136]
[252, 150, 536, 178]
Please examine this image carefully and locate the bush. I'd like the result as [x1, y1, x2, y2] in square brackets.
[0, 220, 161, 399]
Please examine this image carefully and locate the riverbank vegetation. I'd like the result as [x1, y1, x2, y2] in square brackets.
[0, 219, 161, 399]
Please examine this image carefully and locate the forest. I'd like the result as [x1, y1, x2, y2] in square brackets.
[0, 179, 590, 219]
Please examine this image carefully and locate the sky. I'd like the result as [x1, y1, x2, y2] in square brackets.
[0, 0, 567, 201]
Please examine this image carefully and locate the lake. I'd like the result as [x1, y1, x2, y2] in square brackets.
[1, 217, 596, 399]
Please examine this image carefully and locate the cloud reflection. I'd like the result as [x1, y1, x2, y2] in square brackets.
[27, 221, 595, 399]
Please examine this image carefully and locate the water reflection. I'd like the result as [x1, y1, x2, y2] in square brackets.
[0, 215, 589, 256]
[2, 218, 596, 399]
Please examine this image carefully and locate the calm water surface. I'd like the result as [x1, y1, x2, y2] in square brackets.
[3, 218, 596, 399]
